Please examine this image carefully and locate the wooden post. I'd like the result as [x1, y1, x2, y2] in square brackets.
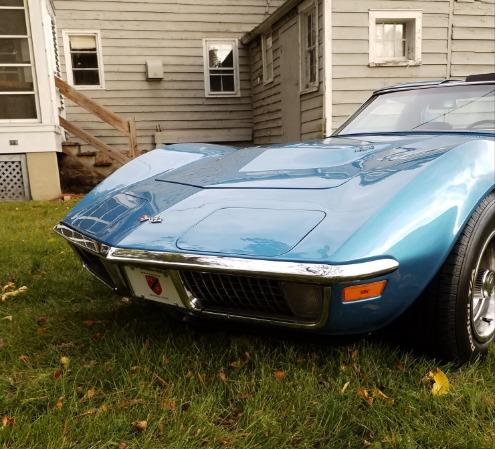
[128, 117, 139, 159]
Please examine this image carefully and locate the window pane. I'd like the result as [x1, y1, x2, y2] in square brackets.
[208, 43, 234, 68]
[0, 94, 36, 119]
[69, 35, 96, 51]
[71, 52, 98, 69]
[73, 69, 100, 86]
[209, 71, 234, 92]
[0, 0, 24, 6]
[0, 66, 33, 91]
[0, 10, 27, 35]
[0, 38, 30, 63]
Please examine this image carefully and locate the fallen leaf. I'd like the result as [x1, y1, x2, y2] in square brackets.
[374, 388, 394, 404]
[19, 355, 29, 363]
[357, 387, 374, 406]
[82, 319, 101, 326]
[2, 282, 15, 294]
[131, 420, 147, 431]
[53, 369, 62, 379]
[431, 369, 449, 396]
[118, 443, 128, 449]
[60, 356, 70, 366]
[1, 286, 28, 302]
[2, 316, 12, 321]
[340, 381, 350, 394]
[230, 352, 250, 368]
[37, 327, 50, 336]
[87, 387, 96, 399]
[162, 357, 170, 365]
[163, 398, 176, 410]
[74, 408, 98, 419]
[37, 316, 49, 326]
[2, 416, 14, 428]
[274, 370, 285, 381]
[217, 370, 227, 382]
[56, 398, 63, 410]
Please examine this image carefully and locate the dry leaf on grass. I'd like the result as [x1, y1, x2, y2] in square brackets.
[357, 387, 374, 406]
[423, 368, 450, 396]
[230, 352, 250, 368]
[1, 285, 28, 302]
[131, 420, 147, 431]
[2, 416, 14, 428]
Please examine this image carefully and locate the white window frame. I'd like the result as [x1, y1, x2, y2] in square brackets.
[262, 32, 274, 84]
[0, 0, 39, 122]
[62, 30, 105, 89]
[369, 10, 422, 67]
[203, 38, 240, 97]
[298, 0, 319, 93]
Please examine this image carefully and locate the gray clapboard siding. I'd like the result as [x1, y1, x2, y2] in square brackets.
[451, 0, 495, 77]
[55, 0, 285, 152]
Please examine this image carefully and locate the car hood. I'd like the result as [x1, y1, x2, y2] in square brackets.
[62, 133, 493, 261]
[153, 135, 454, 189]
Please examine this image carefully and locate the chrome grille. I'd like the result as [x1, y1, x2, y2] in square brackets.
[181, 271, 299, 320]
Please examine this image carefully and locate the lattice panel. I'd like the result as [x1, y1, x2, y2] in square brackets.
[0, 160, 28, 201]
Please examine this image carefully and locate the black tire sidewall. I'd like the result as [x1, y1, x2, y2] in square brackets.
[454, 195, 495, 361]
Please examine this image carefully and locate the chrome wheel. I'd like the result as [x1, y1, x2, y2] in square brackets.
[471, 230, 495, 343]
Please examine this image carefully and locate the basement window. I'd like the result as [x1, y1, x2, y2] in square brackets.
[369, 10, 422, 67]
[0, 0, 37, 120]
[62, 30, 105, 89]
[203, 38, 240, 97]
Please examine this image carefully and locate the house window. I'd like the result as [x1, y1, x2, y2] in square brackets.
[262, 33, 273, 84]
[203, 39, 239, 97]
[299, 0, 318, 92]
[62, 30, 104, 89]
[369, 10, 422, 66]
[0, 0, 37, 120]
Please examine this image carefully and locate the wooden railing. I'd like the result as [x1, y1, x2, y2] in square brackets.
[55, 76, 138, 165]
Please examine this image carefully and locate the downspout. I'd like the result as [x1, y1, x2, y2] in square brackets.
[447, 0, 454, 78]
[323, 0, 333, 136]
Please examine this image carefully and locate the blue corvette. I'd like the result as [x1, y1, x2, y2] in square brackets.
[55, 74, 495, 363]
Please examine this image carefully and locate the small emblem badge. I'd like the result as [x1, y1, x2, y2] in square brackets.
[138, 215, 162, 223]
[145, 275, 162, 295]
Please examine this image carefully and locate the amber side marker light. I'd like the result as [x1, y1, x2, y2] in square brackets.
[343, 280, 387, 302]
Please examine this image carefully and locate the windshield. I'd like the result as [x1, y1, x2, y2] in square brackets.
[336, 84, 495, 135]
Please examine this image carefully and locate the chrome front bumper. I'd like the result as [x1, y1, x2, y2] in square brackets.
[54, 222, 399, 329]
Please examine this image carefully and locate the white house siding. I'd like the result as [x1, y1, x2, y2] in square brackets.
[331, 0, 455, 131]
[451, 0, 495, 77]
[54, 0, 285, 152]
[250, 0, 324, 145]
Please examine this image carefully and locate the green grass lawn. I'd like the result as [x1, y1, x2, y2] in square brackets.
[0, 201, 494, 449]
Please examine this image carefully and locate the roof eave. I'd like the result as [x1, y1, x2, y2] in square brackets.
[241, 0, 302, 45]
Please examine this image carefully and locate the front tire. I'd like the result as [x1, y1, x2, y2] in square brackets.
[432, 192, 495, 362]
